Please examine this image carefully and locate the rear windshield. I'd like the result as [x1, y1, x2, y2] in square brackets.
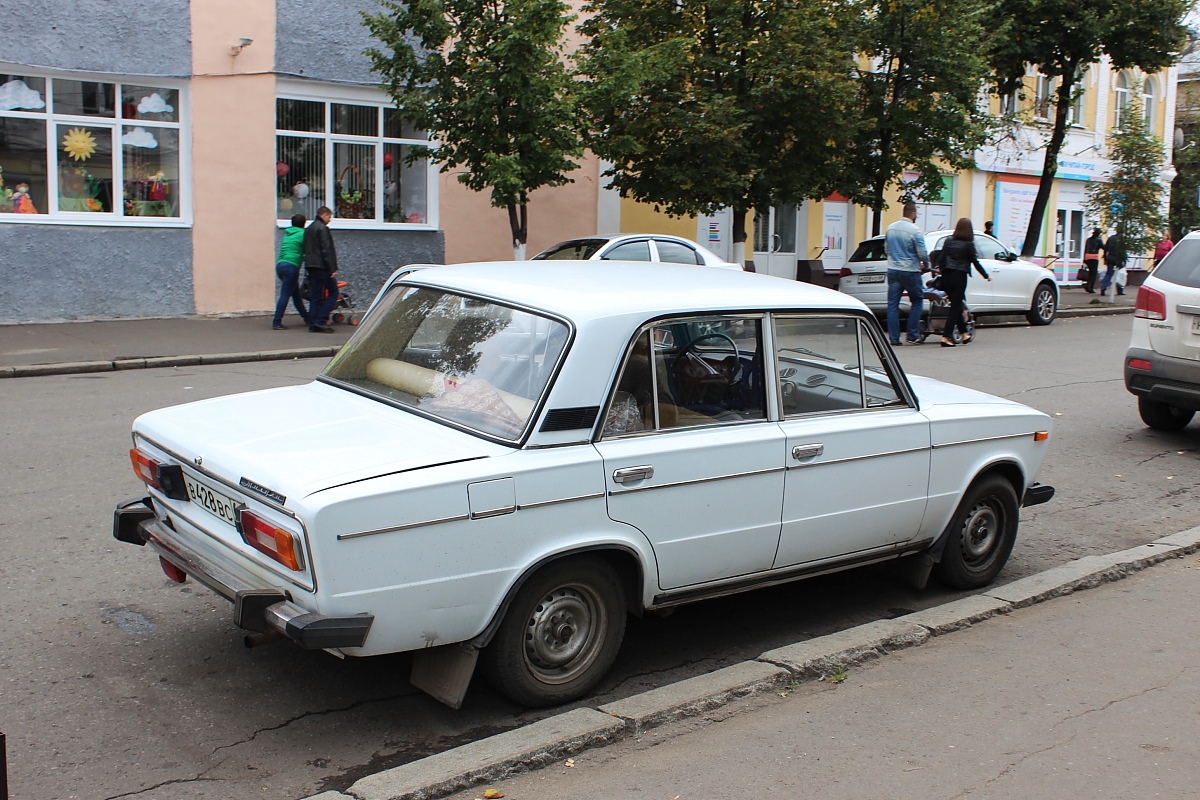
[322, 286, 569, 441]
[849, 240, 887, 262]
[1152, 239, 1200, 288]
[533, 239, 606, 260]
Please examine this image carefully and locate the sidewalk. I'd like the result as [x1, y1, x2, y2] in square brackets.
[305, 527, 1200, 800]
[0, 285, 1133, 377]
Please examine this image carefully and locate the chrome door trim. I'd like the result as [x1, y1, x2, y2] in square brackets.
[609, 465, 784, 495]
[783, 445, 929, 470]
[932, 432, 1037, 449]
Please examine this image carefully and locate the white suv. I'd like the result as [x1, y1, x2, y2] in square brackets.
[1125, 231, 1200, 430]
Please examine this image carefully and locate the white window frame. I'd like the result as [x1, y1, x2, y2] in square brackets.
[1141, 76, 1157, 128]
[1114, 71, 1132, 131]
[0, 65, 190, 227]
[275, 81, 439, 231]
[1035, 74, 1054, 121]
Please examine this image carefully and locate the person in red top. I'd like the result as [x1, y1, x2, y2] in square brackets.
[1153, 233, 1174, 268]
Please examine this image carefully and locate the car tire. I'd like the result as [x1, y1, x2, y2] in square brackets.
[1138, 397, 1196, 431]
[934, 475, 1019, 590]
[1026, 282, 1058, 326]
[480, 556, 626, 707]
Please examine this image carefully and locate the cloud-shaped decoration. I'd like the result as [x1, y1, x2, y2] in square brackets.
[124, 127, 159, 149]
[137, 93, 174, 115]
[0, 80, 46, 111]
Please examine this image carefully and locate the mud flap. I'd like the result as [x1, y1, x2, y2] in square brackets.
[410, 643, 480, 709]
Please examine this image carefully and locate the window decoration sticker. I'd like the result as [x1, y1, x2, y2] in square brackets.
[62, 127, 97, 161]
[0, 79, 45, 110]
[124, 127, 159, 149]
[137, 93, 173, 115]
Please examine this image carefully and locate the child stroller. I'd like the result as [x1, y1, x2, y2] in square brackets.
[917, 271, 975, 345]
[300, 277, 360, 326]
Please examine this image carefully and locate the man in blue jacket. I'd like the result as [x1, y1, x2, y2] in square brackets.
[884, 202, 930, 345]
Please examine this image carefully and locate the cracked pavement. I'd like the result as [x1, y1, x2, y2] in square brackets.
[4, 314, 1198, 799]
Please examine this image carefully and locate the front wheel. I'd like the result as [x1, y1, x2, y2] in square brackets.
[1026, 282, 1058, 326]
[1138, 397, 1196, 431]
[480, 557, 626, 707]
[934, 475, 1019, 590]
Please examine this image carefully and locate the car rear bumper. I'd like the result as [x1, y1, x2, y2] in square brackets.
[112, 497, 373, 650]
[1124, 347, 1200, 411]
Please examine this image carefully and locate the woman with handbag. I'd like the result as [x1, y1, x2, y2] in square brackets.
[938, 218, 992, 347]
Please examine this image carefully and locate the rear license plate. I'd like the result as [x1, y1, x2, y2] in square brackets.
[184, 473, 239, 527]
[859, 274, 886, 284]
[1192, 316, 1200, 334]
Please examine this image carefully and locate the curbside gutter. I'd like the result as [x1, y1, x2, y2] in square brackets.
[305, 524, 1200, 800]
[0, 347, 343, 379]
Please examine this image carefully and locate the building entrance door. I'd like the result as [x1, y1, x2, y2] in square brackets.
[753, 205, 798, 279]
[1055, 208, 1084, 282]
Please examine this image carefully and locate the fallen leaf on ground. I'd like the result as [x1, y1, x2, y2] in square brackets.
[565, 758, 576, 768]
[481, 790, 504, 799]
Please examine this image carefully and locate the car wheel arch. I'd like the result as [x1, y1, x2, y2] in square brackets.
[928, 460, 1025, 562]
[468, 544, 646, 650]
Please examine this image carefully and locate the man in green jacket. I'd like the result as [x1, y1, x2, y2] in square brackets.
[272, 213, 310, 330]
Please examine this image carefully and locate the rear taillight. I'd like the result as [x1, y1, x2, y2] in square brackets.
[236, 508, 305, 571]
[130, 448, 161, 489]
[159, 557, 187, 583]
[1127, 358, 1153, 371]
[1134, 286, 1167, 320]
[839, 267, 852, 279]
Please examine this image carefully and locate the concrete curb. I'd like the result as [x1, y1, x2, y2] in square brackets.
[304, 524, 1200, 800]
[1, 347, 342, 378]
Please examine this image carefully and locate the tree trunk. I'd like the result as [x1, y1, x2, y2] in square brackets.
[507, 196, 529, 260]
[1021, 69, 1076, 258]
[732, 208, 751, 271]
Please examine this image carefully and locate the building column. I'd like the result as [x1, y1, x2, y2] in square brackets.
[189, 1, 276, 314]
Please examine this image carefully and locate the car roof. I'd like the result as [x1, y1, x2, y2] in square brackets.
[399, 260, 866, 319]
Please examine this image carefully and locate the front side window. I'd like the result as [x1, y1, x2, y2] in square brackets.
[323, 286, 568, 441]
[605, 240, 652, 261]
[774, 316, 902, 415]
[603, 316, 766, 436]
[0, 73, 183, 219]
[275, 97, 432, 226]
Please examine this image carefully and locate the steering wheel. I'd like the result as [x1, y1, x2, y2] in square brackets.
[676, 333, 742, 391]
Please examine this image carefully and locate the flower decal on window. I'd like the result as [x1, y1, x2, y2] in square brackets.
[62, 127, 97, 162]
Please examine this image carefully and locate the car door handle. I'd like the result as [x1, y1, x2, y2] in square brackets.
[791, 444, 824, 460]
[613, 466, 654, 484]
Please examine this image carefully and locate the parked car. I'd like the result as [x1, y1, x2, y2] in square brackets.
[1124, 231, 1200, 430]
[114, 262, 1054, 709]
[838, 231, 1060, 326]
[533, 233, 741, 269]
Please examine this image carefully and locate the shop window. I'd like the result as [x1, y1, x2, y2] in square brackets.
[276, 96, 433, 226]
[0, 73, 184, 220]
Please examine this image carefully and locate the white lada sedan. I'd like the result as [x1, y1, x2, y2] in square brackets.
[114, 262, 1055, 709]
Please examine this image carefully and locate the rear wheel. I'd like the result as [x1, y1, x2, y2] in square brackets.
[1026, 282, 1058, 326]
[1138, 397, 1196, 431]
[934, 475, 1019, 590]
[481, 557, 626, 707]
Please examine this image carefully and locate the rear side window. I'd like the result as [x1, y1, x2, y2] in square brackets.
[655, 240, 703, 265]
[1152, 239, 1200, 288]
[605, 240, 652, 261]
[534, 239, 606, 260]
[849, 240, 887, 262]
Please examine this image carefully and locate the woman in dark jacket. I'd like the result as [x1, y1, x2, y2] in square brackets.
[937, 218, 991, 347]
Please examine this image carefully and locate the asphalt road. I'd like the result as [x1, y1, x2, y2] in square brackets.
[1, 314, 1196, 800]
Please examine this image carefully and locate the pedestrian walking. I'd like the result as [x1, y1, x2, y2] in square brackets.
[1153, 232, 1174, 268]
[936, 218, 991, 347]
[884, 202, 930, 346]
[1081, 227, 1104, 293]
[1100, 232, 1126, 296]
[304, 206, 339, 333]
[271, 213, 310, 330]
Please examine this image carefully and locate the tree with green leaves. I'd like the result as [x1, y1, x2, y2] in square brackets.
[363, 0, 582, 259]
[1086, 92, 1168, 262]
[575, 0, 860, 266]
[1169, 126, 1200, 240]
[838, 0, 995, 235]
[989, 0, 1188, 257]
